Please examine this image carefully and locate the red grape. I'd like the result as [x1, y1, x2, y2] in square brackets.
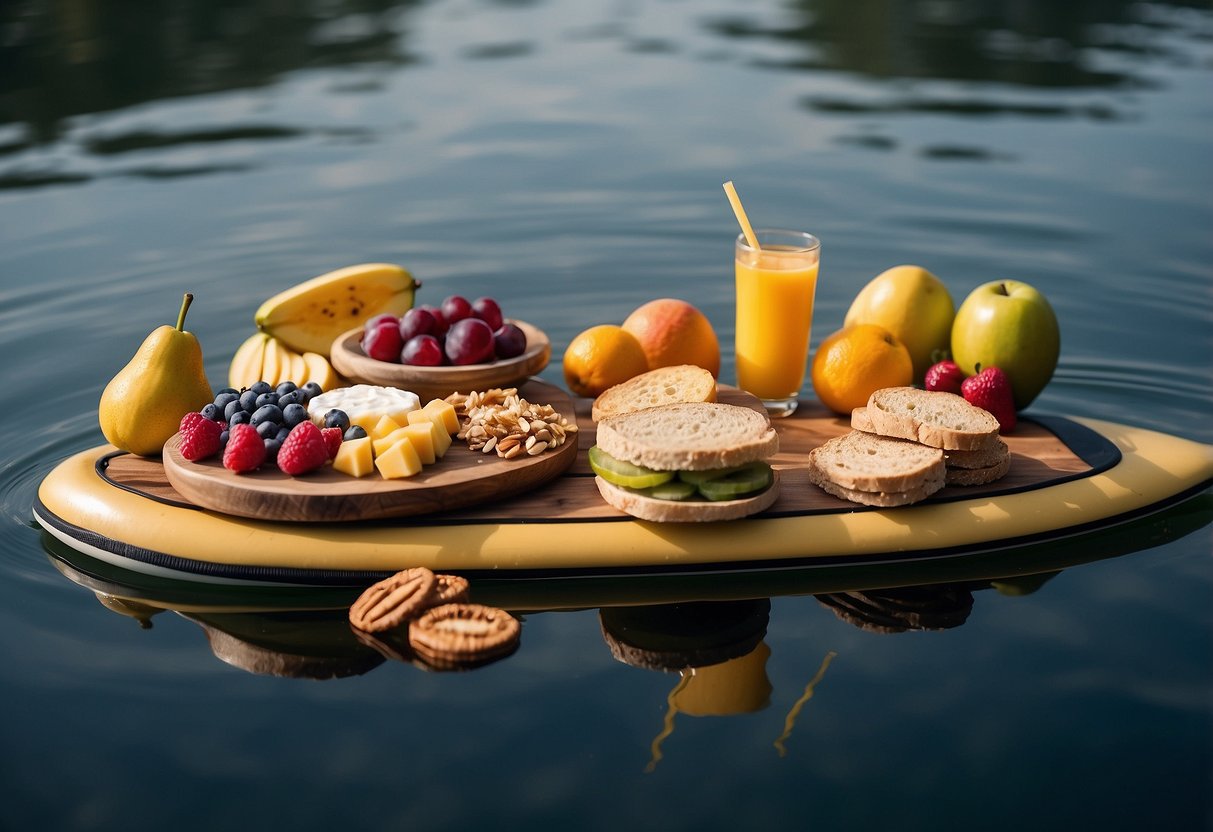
[441, 295, 474, 325]
[444, 317, 495, 365]
[493, 323, 527, 359]
[472, 297, 504, 331]
[363, 320, 403, 362]
[399, 307, 436, 341]
[401, 334, 444, 366]
[417, 304, 449, 336]
[363, 313, 399, 336]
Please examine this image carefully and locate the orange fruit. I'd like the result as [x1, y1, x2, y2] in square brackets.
[811, 324, 914, 414]
[562, 324, 651, 398]
[621, 298, 720, 377]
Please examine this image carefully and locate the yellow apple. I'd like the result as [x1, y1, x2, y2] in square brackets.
[844, 265, 955, 381]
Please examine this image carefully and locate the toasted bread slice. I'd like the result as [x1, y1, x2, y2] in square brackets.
[595, 402, 778, 472]
[591, 365, 716, 422]
[864, 387, 1001, 451]
[594, 469, 780, 522]
[945, 455, 1011, 486]
[806, 464, 945, 507]
[854, 406, 1009, 469]
[808, 430, 945, 494]
[944, 440, 1009, 470]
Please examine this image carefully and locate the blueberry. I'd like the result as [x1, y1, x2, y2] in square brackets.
[263, 437, 282, 460]
[201, 402, 222, 421]
[250, 381, 272, 395]
[275, 426, 291, 442]
[343, 425, 368, 441]
[256, 420, 279, 439]
[323, 409, 350, 432]
[219, 430, 230, 450]
[282, 403, 308, 428]
[213, 392, 239, 410]
[216, 387, 239, 396]
[275, 381, 298, 396]
[239, 389, 259, 411]
[229, 410, 252, 427]
[255, 392, 279, 409]
[252, 404, 283, 426]
[278, 389, 304, 407]
[301, 382, 323, 401]
[224, 399, 246, 423]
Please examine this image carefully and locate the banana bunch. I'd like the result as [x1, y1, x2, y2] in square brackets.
[228, 332, 342, 391]
[229, 261, 419, 391]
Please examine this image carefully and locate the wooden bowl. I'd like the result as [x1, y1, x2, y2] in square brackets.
[329, 319, 551, 400]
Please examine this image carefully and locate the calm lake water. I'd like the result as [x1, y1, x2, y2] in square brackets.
[2, 1, 1211, 829]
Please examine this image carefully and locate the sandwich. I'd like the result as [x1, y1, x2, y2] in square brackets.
[589, 401, 780, 522]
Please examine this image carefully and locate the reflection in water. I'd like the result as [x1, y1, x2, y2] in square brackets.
[816, 584, 975, 634]
[186, 610, 387, 680]
[706, 0, 1170, 88]
[1, 0, 422, 143]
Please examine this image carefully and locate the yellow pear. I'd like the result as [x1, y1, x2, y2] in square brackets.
[844, 265, 955, 381]
[99, 293, 214, 456]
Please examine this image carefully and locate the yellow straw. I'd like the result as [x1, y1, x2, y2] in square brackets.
[723, 181, 761, 250]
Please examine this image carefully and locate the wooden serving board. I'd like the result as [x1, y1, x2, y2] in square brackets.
[162, 379, 578, 523]
[329, 319, 550, 402]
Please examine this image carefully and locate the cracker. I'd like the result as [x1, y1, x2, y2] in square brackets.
[348, 567, 438, 633]
[408, 602, 520, 666]
[431, 573, 471, 606]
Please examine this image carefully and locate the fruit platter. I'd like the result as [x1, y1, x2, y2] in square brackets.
[33, 252, 1213, 588]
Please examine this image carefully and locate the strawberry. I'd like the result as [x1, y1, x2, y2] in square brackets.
[179, 417, 222, 461]
[924, 360, 966, 395]
[278, 421, 329, 476]
[223, 423, 267, 473]
[961, 366, 1017, 433]
[321, 427, 343, 460]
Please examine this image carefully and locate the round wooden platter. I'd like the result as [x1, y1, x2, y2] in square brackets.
[162, 379, 577, 523]
[329, 319, 550, 402]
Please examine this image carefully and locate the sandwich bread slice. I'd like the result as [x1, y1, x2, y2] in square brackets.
[591, 402, 779, 522]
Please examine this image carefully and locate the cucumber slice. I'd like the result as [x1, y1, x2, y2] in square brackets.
[639, 480, 699, 501]
[696, 462, 773, 501]
[588, 446, 674, 489]
[676, 468, 732, 485]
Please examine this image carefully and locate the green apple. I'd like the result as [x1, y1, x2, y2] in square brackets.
[844, 265, 955, 382]
[951, 280, 1060, 409]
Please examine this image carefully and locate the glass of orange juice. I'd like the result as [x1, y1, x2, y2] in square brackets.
[734, 229, 821, 417]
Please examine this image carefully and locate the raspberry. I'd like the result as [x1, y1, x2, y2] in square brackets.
[278, 421, 329, 476]
[321, 427, 343, 460]
[180, 418, 223, 461]
[180, 411, 210, 434]
[961, 366, 1017, 433]
[924, 360, 966, 395]
[223, 423, 267, 473]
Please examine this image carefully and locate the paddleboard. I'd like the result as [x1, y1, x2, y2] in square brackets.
[32, 382, 1213, 588]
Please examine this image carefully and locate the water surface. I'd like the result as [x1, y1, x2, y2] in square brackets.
[2, 1, 1211, 829]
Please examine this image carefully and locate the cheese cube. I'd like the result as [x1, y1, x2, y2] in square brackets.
[372, 427, 410, 457]
[375, 436, 422, 479]
[371, 414, 403, 440]
[421, 399, 460, 435]
[332, 436, 374, 478]
[407, 410, 453, 457]
[400, 423, 437, 464]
